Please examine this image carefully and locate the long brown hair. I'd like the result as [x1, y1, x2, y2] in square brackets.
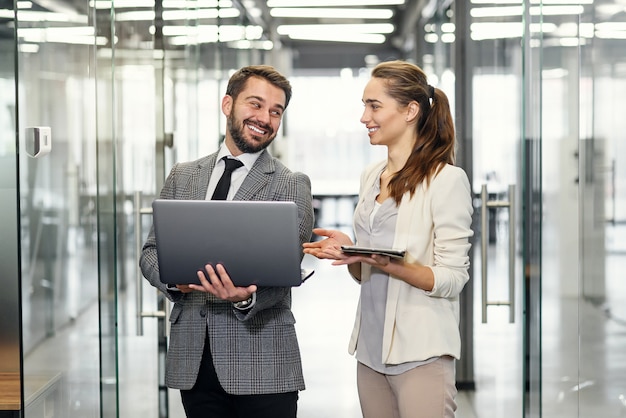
[371, 60, 456, 204]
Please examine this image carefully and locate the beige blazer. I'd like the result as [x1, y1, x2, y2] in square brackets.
[349, 160, 474, 364]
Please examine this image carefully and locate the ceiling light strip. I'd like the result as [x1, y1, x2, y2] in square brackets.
[270, 8, 393, 19]
[268, 0, 404, 7]
[277, 23, 394, 35]
[285, 32, 386, 44]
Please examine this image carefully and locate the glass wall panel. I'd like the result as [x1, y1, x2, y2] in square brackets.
[464, 1, 526, 415]
[578, 2, 626, 417]
[538, 1, 618, 416]
[0, 3, 21, 415]
[111, 2, 268, 416]
[15, 0, 100, 415]
[100, 1, 183, 415]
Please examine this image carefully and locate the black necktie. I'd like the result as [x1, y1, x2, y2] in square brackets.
[211, 157, 243, 200]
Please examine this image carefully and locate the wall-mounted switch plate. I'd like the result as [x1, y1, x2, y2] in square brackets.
[25, 126, 52, 158]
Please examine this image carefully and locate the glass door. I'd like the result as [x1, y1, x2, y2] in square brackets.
[465, 1, 533, 415]
[425, 1, 543, 416]
[542, 2, 626, 417]
[441, 1, 626, 417]
[112, 2, 265, 417]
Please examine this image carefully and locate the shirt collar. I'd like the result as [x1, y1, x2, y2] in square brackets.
[216, 144, 262, 171]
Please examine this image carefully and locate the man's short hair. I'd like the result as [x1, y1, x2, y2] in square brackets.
[226, 65, 292, 108]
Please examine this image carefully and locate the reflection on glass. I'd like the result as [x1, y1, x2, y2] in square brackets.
[16, 0, 100, 415]
[0, 6, 22, 412]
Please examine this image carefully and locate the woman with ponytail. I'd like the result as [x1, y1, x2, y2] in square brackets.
[303, 60, 473, 418]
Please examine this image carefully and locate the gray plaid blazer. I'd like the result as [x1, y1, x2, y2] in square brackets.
[140, 149, 314, 394]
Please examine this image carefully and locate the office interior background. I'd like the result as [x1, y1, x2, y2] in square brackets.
[1, 0, 625, 417]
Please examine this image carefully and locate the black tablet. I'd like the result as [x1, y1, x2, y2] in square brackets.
[340, 245, 406, 259]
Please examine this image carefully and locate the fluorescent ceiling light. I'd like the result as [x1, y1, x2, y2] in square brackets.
[245, 25, 264, 39]
[539, 0, 592, 3]
[594, 22, 626, 39]
[18, 26, 108, 45]
[537, 5, 584, 15]
[16, 10, 87, 22]
[471, 6, 522, 18]
[161, 24, 262, 41]
[91, 0, 232, 8]
[596, 22, 626, 31]
[170, 35, 211, 45]
[270, 8, 393, 19]
[19, 43, 39, 53]
[580, 22, 594, 37]
[424, 33, 457, 44]
[285, 32, 386, 43]
[471, 5, 584, 18]
[441, 23, 455, 33]
[102, 0, 154, 8]
[559, 37, 583, 46]
[268, 0, 404, 6]
[424, 33, 438, 43]
[471, 22, 523, 40]
[441, 33, 455, 43]
[116, 7, 239, 21]
[542, 68, 569, 79]
[163, 8, 239, 19]
[163, 0, 231, 6]
[277, 23, 394, 35]
[18, 26, 95, 36]
[470, 0, 519, 3]
[277, 23, 392, 43]
[115, 10, 153, 20]
[471, 0, 591, 3]
[168, 26, 255, 45]
[470, 22, 557, 40]
[162, 0, 217, 6]
[227, 40, 274, 50]
[595, 30, 626, 39]
[553, 22, 594, 37]
[161, 25, 215, 36]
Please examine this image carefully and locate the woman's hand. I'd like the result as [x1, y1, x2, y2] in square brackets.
[303, 228, 353, 260]
[189, 263, 257, 303]
[332, 253, 392, 268]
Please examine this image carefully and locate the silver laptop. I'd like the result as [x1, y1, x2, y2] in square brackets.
[152, 199, 306, 287]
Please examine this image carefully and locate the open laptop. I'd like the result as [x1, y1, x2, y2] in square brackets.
[152, 199, 307, 287]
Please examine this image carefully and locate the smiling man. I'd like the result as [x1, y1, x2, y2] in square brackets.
[140, 65, 314, 418]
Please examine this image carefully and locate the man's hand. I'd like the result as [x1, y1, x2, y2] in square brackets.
[189, 263, 257, 302]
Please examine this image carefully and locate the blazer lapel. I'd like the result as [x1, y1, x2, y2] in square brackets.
[187, 154, 217, 200]
[234, 150, 274, 201]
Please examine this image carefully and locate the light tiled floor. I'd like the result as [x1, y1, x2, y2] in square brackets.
[20, 224, 626, 417]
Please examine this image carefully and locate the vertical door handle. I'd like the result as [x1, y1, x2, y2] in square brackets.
[134, 191, 165, 336]
[480, 184, 516, 323]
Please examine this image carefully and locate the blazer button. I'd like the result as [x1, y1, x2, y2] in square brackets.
[199, 308, 207, 317]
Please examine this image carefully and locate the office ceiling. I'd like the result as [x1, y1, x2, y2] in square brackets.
[0, 0, 427, 69]
[232, 0, 426, 69]
[4, 0, 626, 70]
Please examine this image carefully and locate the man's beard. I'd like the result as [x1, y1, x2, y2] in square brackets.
[228, 113, 275, 154]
